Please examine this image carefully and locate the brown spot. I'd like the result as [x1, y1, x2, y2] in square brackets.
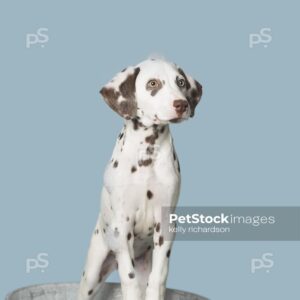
[132, 118, 139, 130]
[145, 126, 160, 145]
[118, 132, 124, 140]
[146, 78, 163, 96]
[119, 100, 137, 119]
[151, 88, 161, 96]
[167, 249, 171, 258]
[147, 245, 152, 251]
[177, 160, 181, 173]
[131, 259, 135, 267]
[156, 222, 160, 232]
[82, 271, 85, 277]
[101, 68, 140, 119]
[127, 233, 132, 240]
[88, 290, 93, 296]
[145, 134, 158, 145]
[177, 68, 191, 89]
[190, 88, 199, 100]
[131, 166, 137, 173]
[146, 146, 154, 155]
[160, 126, 165, 133]
[100, 87, 120, 106]
[159, 235, 164, 246]
[138, 158, 152, 167]
[147, 190, 153, 199]
[126, 216, 130, 221]
[119, 67, 140, 100]
[113, 161, 118, 168]
[121, 68, 127, 72]
[103, 228, 106, 233]
[132, 118, 144, 130]
[94, 229, 99, 234]
[188, 80, 202, 117]
[173, 149, 176, 161]
[128, 272, 135, 279]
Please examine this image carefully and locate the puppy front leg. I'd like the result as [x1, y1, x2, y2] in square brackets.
[117, 245, 142, 300]
[145, 224, 173, 300]
[78, 221, 109, 300]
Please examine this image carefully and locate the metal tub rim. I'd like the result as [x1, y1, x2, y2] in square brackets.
[6, 282, 208, 300]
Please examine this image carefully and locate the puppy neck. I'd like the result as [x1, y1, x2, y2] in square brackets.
[117, 118, 171, 153]
[125, 118, 169, 138]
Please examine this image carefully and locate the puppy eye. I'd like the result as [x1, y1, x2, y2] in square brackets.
[147, 79, 159, 89]
[177, 78, 186, 87]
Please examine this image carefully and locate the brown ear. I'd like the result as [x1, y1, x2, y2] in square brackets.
[177, 67, 203, 117]
[187, 77, 202, 117]
[100, 67, 140, 119]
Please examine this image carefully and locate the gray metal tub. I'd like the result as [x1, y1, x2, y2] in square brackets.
[6, 283, 208, 300]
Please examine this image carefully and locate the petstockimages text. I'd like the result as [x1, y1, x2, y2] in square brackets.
[170, 213, 276, 227]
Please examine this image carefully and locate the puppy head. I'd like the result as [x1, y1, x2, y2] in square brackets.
[100, 59, 202, 126]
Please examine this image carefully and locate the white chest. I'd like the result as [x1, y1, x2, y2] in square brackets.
[101, 122, 181, 237]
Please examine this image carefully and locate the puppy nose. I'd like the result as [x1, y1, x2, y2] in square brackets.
[173, 99, 188, 115]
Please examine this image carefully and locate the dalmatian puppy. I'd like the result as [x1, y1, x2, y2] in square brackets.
[78, 58, 202, 300]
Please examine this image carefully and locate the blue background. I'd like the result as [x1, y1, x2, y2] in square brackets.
[1, 0, 299, 299]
